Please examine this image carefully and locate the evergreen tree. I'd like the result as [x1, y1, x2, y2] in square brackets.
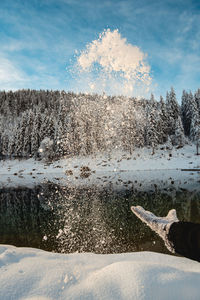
[1, 132, 9, 157]
[54, 120, 70, 157]
[8, 131, 16, 157]
[190, 107, 200, 155]
[23, 109, 34, 156]
[194, 89, 200, 113]
[181, 90, 197, 137]
[166, 87, 180, 136]
[158, 96, 169, 143]
[146, 100, 159, 154]
[181, 90, 188, 135]
[0, 116, 3, 158]
[172, 116, 186, 147]
[15, 112, 28, 156]
[31, 110, 42, 156]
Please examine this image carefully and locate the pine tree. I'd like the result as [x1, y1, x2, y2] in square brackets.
[172, 116, 186, 147]
[190, 107, 200, 155]
[0, 134, 2, 158]
[181, 90, 188, 134]
[8, 131, 16, 157]
[54, 92, 72, 157]
[40, 111, 55, 142]
[23, 109, 34, 156]
[194, 89, 200, 112]
[15, 112, 28, 156]
[31, 110, 42, 157]
[181, 90, 196, 137]
[0, 116, 4, 158]
[166, 87, 180, 136]
[146, 100, 159, 154]
[158, 96, 169, 143]
[54, 120, 70, 157]
[1, 132, 9, 157]
[121, 110, 137, 154]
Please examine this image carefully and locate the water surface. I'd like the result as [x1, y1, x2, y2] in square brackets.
[1, 172, 200, 255]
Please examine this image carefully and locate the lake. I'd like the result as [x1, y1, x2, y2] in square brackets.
[0, 171, 200, 255]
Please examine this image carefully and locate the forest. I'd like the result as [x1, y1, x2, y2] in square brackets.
[0, 87, 200, 160]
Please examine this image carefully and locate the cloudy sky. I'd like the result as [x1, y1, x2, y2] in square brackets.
[0, 0, 200, 100]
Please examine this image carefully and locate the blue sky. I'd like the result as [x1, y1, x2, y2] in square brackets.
[0, 0, 200, 101]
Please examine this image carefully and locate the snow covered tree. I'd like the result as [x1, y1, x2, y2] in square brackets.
[181, 90, 188, 135]
[8, 131, 16, 157]
[38, 137, 54, 161]
[23, 109, 34, 156]
[15, 112, 28, 156]
[0, 88, 199, 159]
[181, 91, 197, 137]
[190, 108, 200, 155]
[31, 110, 42, 157]
[134, 110, 145, 148]
[166, 87, 180, 136]
[54, 120, 70, 158]
[158, 96, 169, 143]
[0, 133, 2, 158]
[54, 92, 73, 158]
[146, 100, 159, 154]
[171, 116, 186, 147]
[194, 89, 200, 112]
[150, 93, 155, 102]
[121, 110, 136, 154]
[40, 111, 55, 143]
[1, 132, 9, 156]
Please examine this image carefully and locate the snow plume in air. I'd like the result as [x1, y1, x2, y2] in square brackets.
[73, 29, 152, 97]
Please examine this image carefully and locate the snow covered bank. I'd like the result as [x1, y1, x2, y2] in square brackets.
[0, 144, 199, 189]
[0, 245, 200, 300]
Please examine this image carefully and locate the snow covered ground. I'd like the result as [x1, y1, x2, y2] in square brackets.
[0, 144, 200, 189]
[1, 144, 200, 299]
[0, 244, 200, 300]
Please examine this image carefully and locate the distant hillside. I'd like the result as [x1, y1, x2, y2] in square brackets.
[0, 88, 199, 160]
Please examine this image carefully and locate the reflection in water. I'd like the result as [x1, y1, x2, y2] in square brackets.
[0, 179, 200, 255]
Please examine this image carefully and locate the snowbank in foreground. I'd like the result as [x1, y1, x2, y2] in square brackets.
[1, 245, 200, 300]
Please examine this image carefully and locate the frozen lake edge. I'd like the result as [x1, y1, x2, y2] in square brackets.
[0, 144, 199, 190]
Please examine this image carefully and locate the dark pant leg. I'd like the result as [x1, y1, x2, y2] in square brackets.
[167, 221, 200, 262]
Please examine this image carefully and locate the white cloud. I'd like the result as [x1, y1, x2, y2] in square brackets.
[74, 29, 152, 97]
[0, 56, 26, 90]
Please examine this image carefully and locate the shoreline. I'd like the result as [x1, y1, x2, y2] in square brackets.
[0, 145, 199, 190]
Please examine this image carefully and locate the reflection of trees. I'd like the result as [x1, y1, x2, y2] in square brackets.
[44, 183, 200, 254]
[0, 186, 54, 250]
[1, 183, 200, 254]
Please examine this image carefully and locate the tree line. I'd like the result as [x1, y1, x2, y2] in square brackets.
[0, 87, 200, 160]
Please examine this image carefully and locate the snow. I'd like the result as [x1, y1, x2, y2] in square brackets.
[0, 244, 200, 300]
[76, 29, 151, 97]
[1, 145, 200, 299]
[0, 144, 199, 190]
